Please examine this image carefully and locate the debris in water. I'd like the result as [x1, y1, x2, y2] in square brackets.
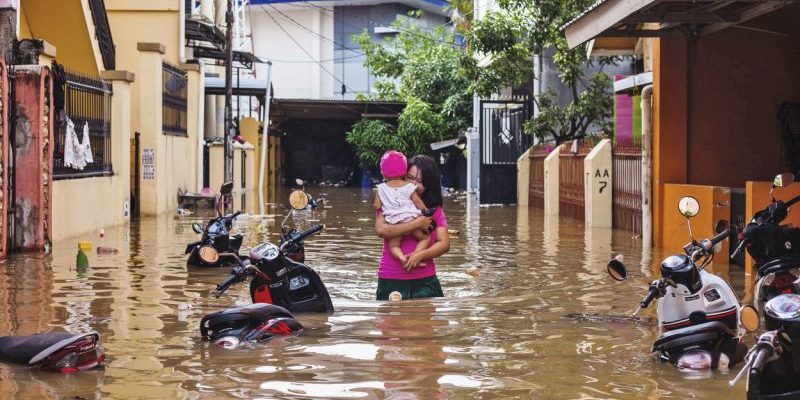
[465, 267, 480, 277]
[388, 291, 403, 302]
[561, 313, 649, 325]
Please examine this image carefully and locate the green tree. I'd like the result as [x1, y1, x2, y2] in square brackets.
[346, 16, 471, 168]
[466, 0, 615, 144]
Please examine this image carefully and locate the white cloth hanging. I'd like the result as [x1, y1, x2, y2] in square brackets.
[62, 118, 94, 170]
[81, 122, 94, 164]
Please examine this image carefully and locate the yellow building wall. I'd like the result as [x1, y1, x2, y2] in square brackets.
[19, 0, 102, 76]
[52, 72, 134, 241]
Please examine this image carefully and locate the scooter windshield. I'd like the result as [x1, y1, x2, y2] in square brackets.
[207, 221, 226, 236]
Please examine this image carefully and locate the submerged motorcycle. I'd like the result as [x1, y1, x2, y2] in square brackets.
[0, 331, 105, 373]
[200, 190, 333, 349]
[733, 173, 800, 314]
[186, 181, 244, 268]
[730, 295, 800, 399]
[607, 196, 747, 371]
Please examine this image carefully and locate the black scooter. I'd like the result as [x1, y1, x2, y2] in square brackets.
[0, 331, 105, 373]
[200, 190, 333, 349]
[730, 295, 800, 399]
[185, 181, 244, 267]
[733, 173, 800, 314]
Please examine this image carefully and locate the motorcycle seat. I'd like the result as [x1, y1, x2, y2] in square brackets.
[652, 321, 735, 352]
[0, 332, 99, 365]
[757, 255, 800, 276]
[200, 304, 295, 339]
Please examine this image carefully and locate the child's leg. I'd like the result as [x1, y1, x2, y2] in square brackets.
[388, 236, 407, 263]
[411, 228, 430, 256]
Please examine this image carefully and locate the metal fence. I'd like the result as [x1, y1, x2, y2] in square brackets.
[162, 63, 188, 136]
[558, 140, 594, 221]
[53, 70, 113, 180]
[612, 139, 643, 234]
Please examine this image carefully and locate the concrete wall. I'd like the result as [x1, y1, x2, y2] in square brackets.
[584, 139, 612, 228]
[652, 5, 800, 245]
[249, 3, 334, 98]
[516, 148, 531, 206]
[52, 72, 134, 241]
[543, 146, 559, 215]
[685, 7, 800, 188]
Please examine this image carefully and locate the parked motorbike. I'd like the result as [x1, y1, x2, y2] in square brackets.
[185, 181, 244, 267]
[607, 196, 747, 371]
[732, 173, 800, 314]
[0, 331, 105, 373]
[215, 190, 333, 314]
[729, 295, 800, 399]
[200, 303, 303, 349]
[199, 190, 333, 349]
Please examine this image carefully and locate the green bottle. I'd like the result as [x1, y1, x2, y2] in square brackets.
[76, 248, 89, 271]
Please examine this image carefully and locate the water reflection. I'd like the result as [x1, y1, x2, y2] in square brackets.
[0, 187, 748, 398]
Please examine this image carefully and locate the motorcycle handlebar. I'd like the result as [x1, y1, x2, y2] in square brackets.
[710, 228, 730, 247]
[750, 346, 773, 375]
[640, 284, 660, 309]
[295, 224, 324, 243]
[215, 273, 239, 297]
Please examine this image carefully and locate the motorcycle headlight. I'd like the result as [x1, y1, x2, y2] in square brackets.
[199, 246, 219, 264]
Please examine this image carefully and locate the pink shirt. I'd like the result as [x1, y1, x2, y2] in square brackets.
[377, 207, 447, 280]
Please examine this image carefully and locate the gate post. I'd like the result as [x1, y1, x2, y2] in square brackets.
[584, 139, 613, 228]
[517, 148, 532, 206]
[544, 146, 560, 216]
[101, 70, 135, 222]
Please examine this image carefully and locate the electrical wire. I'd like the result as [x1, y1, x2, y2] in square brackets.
[262, 4, 365, 55]
[263, 8, 358, 94]
[300, 1, 464, 49]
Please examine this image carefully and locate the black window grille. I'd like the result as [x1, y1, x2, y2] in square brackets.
[53, 70, 113, 180]
[162, 63, 188, 136]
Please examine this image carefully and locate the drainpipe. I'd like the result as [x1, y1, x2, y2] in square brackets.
[641, 84, 654, 249]
[258, 61, 273, 216]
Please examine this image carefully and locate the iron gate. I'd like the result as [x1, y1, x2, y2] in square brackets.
[528, 146, 549, 209]
[479, 98, 532, 204]
[559, 140, 592, 221]
[612, 142, 643, 234]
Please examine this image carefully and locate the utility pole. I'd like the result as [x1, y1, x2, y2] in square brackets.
[223, 0, 234, 212]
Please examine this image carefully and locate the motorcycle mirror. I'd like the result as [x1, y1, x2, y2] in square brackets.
[607, 259, 628, 281]
[295, 178, 305, 187]
[740, 305, 760, 332]
[289, 190, 310, 210]
[678, 196, 701, 218]
[714, 220, 729, 234]
[191, 222, 203, 234]
[220, 181, 234, 196]
[773, 173, 795, 189]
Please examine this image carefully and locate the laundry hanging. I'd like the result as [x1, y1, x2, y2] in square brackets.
[62, 117, 94, 170]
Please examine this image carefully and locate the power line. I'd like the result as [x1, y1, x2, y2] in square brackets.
[300, 1, 464, 49]
[257, 54, 365, 63]
[263, 8, 358, 95]
[261, 4, 366, 55]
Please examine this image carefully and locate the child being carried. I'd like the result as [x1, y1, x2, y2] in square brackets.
[374, 150, 433, 266]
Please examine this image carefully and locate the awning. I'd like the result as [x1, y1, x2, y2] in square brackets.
[563, 0, 793, 49]
[204, 77, 270, 96]
[270, 98, 405, 120]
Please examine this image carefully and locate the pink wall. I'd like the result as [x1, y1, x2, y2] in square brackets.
[686, 4, 800, 188]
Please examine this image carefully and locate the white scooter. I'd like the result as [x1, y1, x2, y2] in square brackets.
[607, 196, 747, 371]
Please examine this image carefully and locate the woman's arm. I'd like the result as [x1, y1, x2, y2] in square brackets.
[404, 226, 450, 269]
[375, 212, 432, 239]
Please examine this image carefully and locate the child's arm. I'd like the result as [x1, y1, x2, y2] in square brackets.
[373, 194, 382, 210]
[410, 191, 426, 211]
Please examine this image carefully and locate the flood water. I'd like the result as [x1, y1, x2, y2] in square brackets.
[0, 187, 750, 399]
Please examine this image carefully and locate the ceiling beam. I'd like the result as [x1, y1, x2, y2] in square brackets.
[597, 28, 685, 38]
[700, 1, 790, 36]
[622, 12, 739, 23]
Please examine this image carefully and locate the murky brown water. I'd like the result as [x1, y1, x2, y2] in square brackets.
[0, 187, 750, 399]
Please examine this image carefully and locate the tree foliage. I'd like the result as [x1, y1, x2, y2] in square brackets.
[466, 0, 616, 144]
[346, 17, 471, 168]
